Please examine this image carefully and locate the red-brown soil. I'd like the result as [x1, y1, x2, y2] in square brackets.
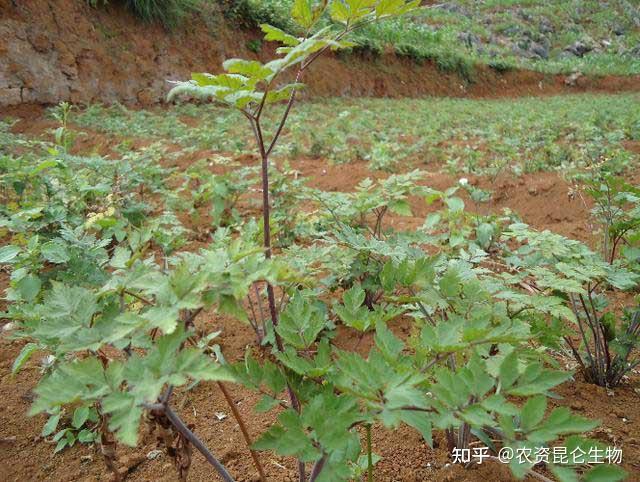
[1, 0, 640, 108]
[1, 109, 640, 482]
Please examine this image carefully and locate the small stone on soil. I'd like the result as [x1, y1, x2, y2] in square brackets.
[146, 449, 163, 460]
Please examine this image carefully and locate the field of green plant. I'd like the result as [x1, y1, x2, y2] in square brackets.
[2, 2, 640, 482]
[75, 93, 640, 176]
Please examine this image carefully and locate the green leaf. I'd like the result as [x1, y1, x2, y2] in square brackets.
[508, 366, 572, 396]
[376, 0, 406, 17]
[528, 407, 599, 442]
[43, 282, 97, 327]
[77, 429, 96, 443]
[54, 437, 69, 454]
[334, 285, 373, 332]
[223, 59, 273, 81]
[261, 24, 300, 46]
[265, 84, 305, 104]
[374, 321, 404, 360]
[72, 406, 90, 429]
[41, 240, 70, 264]
[277, 293, 327, 349]
[388, 199, 412, 216]
[445, 196, 465, 212]
[109, 246, 131, 269]
[255, 395, 281, 412]
[400, 410, 433, 447]
[291, 0, 314, 29]
[302, 390, 362, 452]
[0, 245, 21, 263]
[482, 394, 519, 416]
[253, 409, 320, 462]
[330, 0, 350, 23]
[143, 306, 180, 334]
[30, 357, 109, 416]
[42, 413, 61, 437]
[583, 465, 627, 482]
[550, 465, 578, 482]
[499, 351, 519, 390]
[439, 268, 462, 298]
[520, 395, 546, 432]
[12, 342, 38, 375]
[102, 392, 142, 447]
[17, 274, 41, 302]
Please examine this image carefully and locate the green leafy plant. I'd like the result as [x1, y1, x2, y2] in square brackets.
[40, 406, 100, 453]
[584, 174, 640, 265]
[502, 223, 640, 388]
[50, 102, 75, 152]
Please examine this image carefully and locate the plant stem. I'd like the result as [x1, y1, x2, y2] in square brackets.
[366, 423, 373, 482]
[217, 382, 267, 482]
[309, 454, 327, 482]
[249, 114, 305, 482]
[163, 403, 236, 482]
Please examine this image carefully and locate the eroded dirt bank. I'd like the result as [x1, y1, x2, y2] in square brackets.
[1, 0, 640, 108]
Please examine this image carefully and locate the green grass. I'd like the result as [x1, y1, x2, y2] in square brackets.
[74, 93, 640, 176]
[86, 0, 200, 29]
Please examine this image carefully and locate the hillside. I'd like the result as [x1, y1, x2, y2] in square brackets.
[1, 0, 639, 107]
[234, 0, 640, 75]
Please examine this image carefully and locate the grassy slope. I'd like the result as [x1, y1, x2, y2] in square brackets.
[224, 0, 640, 76]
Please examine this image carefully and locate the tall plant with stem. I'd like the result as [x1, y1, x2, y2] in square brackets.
[169, 1, 421, 480]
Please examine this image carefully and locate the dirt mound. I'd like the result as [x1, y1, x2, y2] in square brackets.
[1, 0, 640, 108]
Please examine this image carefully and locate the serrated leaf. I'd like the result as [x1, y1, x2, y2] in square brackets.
[255, 394, 281, 412]
[41, 240, 70, 264]
[375, 321, 404, 360]
[109, 246, 131, 269]
[102, 392, 141, 447]
[388, 199, 412, 216]
[520, 395, 546, 432]
[261, 24, 299, 46]
[30, 357, 109, 416]
[223, 59, 273, 81]
[277, 293, 327, 349]
[253, 409, 320, 461]
[400, 410, 433, 447]
[508, 366, 571, 396]
[499, 351, 520, 390]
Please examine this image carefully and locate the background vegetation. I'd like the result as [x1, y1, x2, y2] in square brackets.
[86, 0, 640, 75]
